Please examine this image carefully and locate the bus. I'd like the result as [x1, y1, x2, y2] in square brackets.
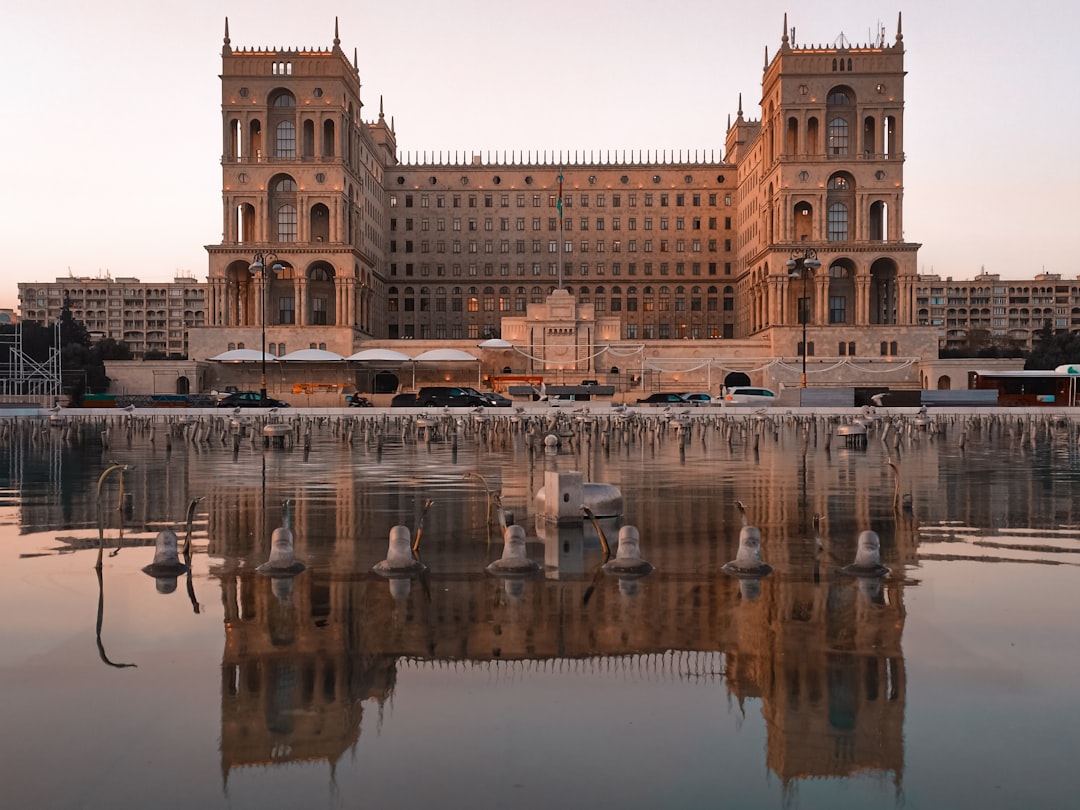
[972, 366, 1080, 407]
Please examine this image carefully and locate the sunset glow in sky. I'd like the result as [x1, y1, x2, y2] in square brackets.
[4, 0, 1078, 310]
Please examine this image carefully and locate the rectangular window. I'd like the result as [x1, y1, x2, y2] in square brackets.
[829, 296, 847, 324]
[827, 204, 849, 241]
[279, 296, 295, 324]
[277, 206, 297, 242]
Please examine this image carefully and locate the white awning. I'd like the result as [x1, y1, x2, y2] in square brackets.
[412, 348, 478, 362]
[277, 349, 345, 361]
[346, 348, 413, 362]
[209, 349, 276, 362]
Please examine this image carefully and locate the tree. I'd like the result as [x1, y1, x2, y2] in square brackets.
[1025, 320, 1080, 370]
[59, 296, 90, 349]
[90, 338, 133, 362]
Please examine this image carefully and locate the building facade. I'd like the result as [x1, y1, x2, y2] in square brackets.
[17, 274, 206, 358]
[188, 14, 933, 362]
[915, 272, 1080, 352]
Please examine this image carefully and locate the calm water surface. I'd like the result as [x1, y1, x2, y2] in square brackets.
[1, 409, 1079, 809]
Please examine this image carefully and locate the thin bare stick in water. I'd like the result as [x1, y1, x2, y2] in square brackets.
[582, 505, 612, 605]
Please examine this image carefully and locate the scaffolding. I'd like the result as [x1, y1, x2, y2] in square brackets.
[0, 322, 63, 400]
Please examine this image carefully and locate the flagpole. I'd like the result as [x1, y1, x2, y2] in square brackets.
[557, 167, 564, 290]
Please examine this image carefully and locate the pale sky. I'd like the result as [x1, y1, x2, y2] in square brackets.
[4, 1, 1078, 311]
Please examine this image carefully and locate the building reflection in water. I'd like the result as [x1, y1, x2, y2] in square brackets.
[47, 416, 1074, 794]
[206, 444, 913, 791]
[14, 413, 1080, 800]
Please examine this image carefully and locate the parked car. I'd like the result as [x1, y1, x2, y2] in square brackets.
[461, 387, 513, 407]
[636, 393, 689, 406]
[722, 387, 777, 406]
[416, 386, 488, 407]
[390, 392, 419, 407]
[217, 391, 291, 409]
[680, 393, 713, 406]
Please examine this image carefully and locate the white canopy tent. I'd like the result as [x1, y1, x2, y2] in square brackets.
[208, 349, 276, 362]
[277, 349, 346, 362]
[346, 348, 413, 362]
[411, 348, 481, 388]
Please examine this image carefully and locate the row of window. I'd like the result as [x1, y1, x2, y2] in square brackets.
[392, 215, 733, 232]
[388, 260, 733, 278]
[389, 322, 738, 341]
[389, 191, 734, 209]
[388, 296, 734, 314]
[390, 238, 731, 255]
[387, 285, 736, 294]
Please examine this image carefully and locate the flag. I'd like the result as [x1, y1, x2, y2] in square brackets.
[557, 172, 563, 219]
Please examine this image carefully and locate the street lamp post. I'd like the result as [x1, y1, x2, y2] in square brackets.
[249, 252, 282, 403]
[787, 248, 821, 388]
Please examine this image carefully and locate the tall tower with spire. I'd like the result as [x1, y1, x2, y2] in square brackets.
[201, 18, 397, 356]
[730, 14, 919, 349]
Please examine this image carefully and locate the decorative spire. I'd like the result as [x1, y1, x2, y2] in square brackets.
[379, 95, 385, 121]
[222, 17, 231, 55]
[896, 11, 903, 43]
[763, 45, 769, 70]
[737, 93, 743, 119]
[353, 47, 358, 71]
[333, 16, 340, 48]
[781, 13, 789, 46]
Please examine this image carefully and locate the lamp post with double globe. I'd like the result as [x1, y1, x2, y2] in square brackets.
[787, 248, 821, 388]
[249, 252, 283, 403]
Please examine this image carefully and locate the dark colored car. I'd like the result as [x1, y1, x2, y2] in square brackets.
[390, 393, 419, 407]
[636, 393, 688, 406]
[416, 386, 488, 407]
[462, 387, 512, 407]
[217, 391, 291, 408]
[680, 393, 713, 406]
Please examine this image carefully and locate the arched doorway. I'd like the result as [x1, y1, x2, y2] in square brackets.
[373, 371, 399, 394]
[724, 371, 751, 389]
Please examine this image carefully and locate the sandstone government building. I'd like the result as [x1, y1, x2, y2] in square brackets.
[17, 15, 1077, 400]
